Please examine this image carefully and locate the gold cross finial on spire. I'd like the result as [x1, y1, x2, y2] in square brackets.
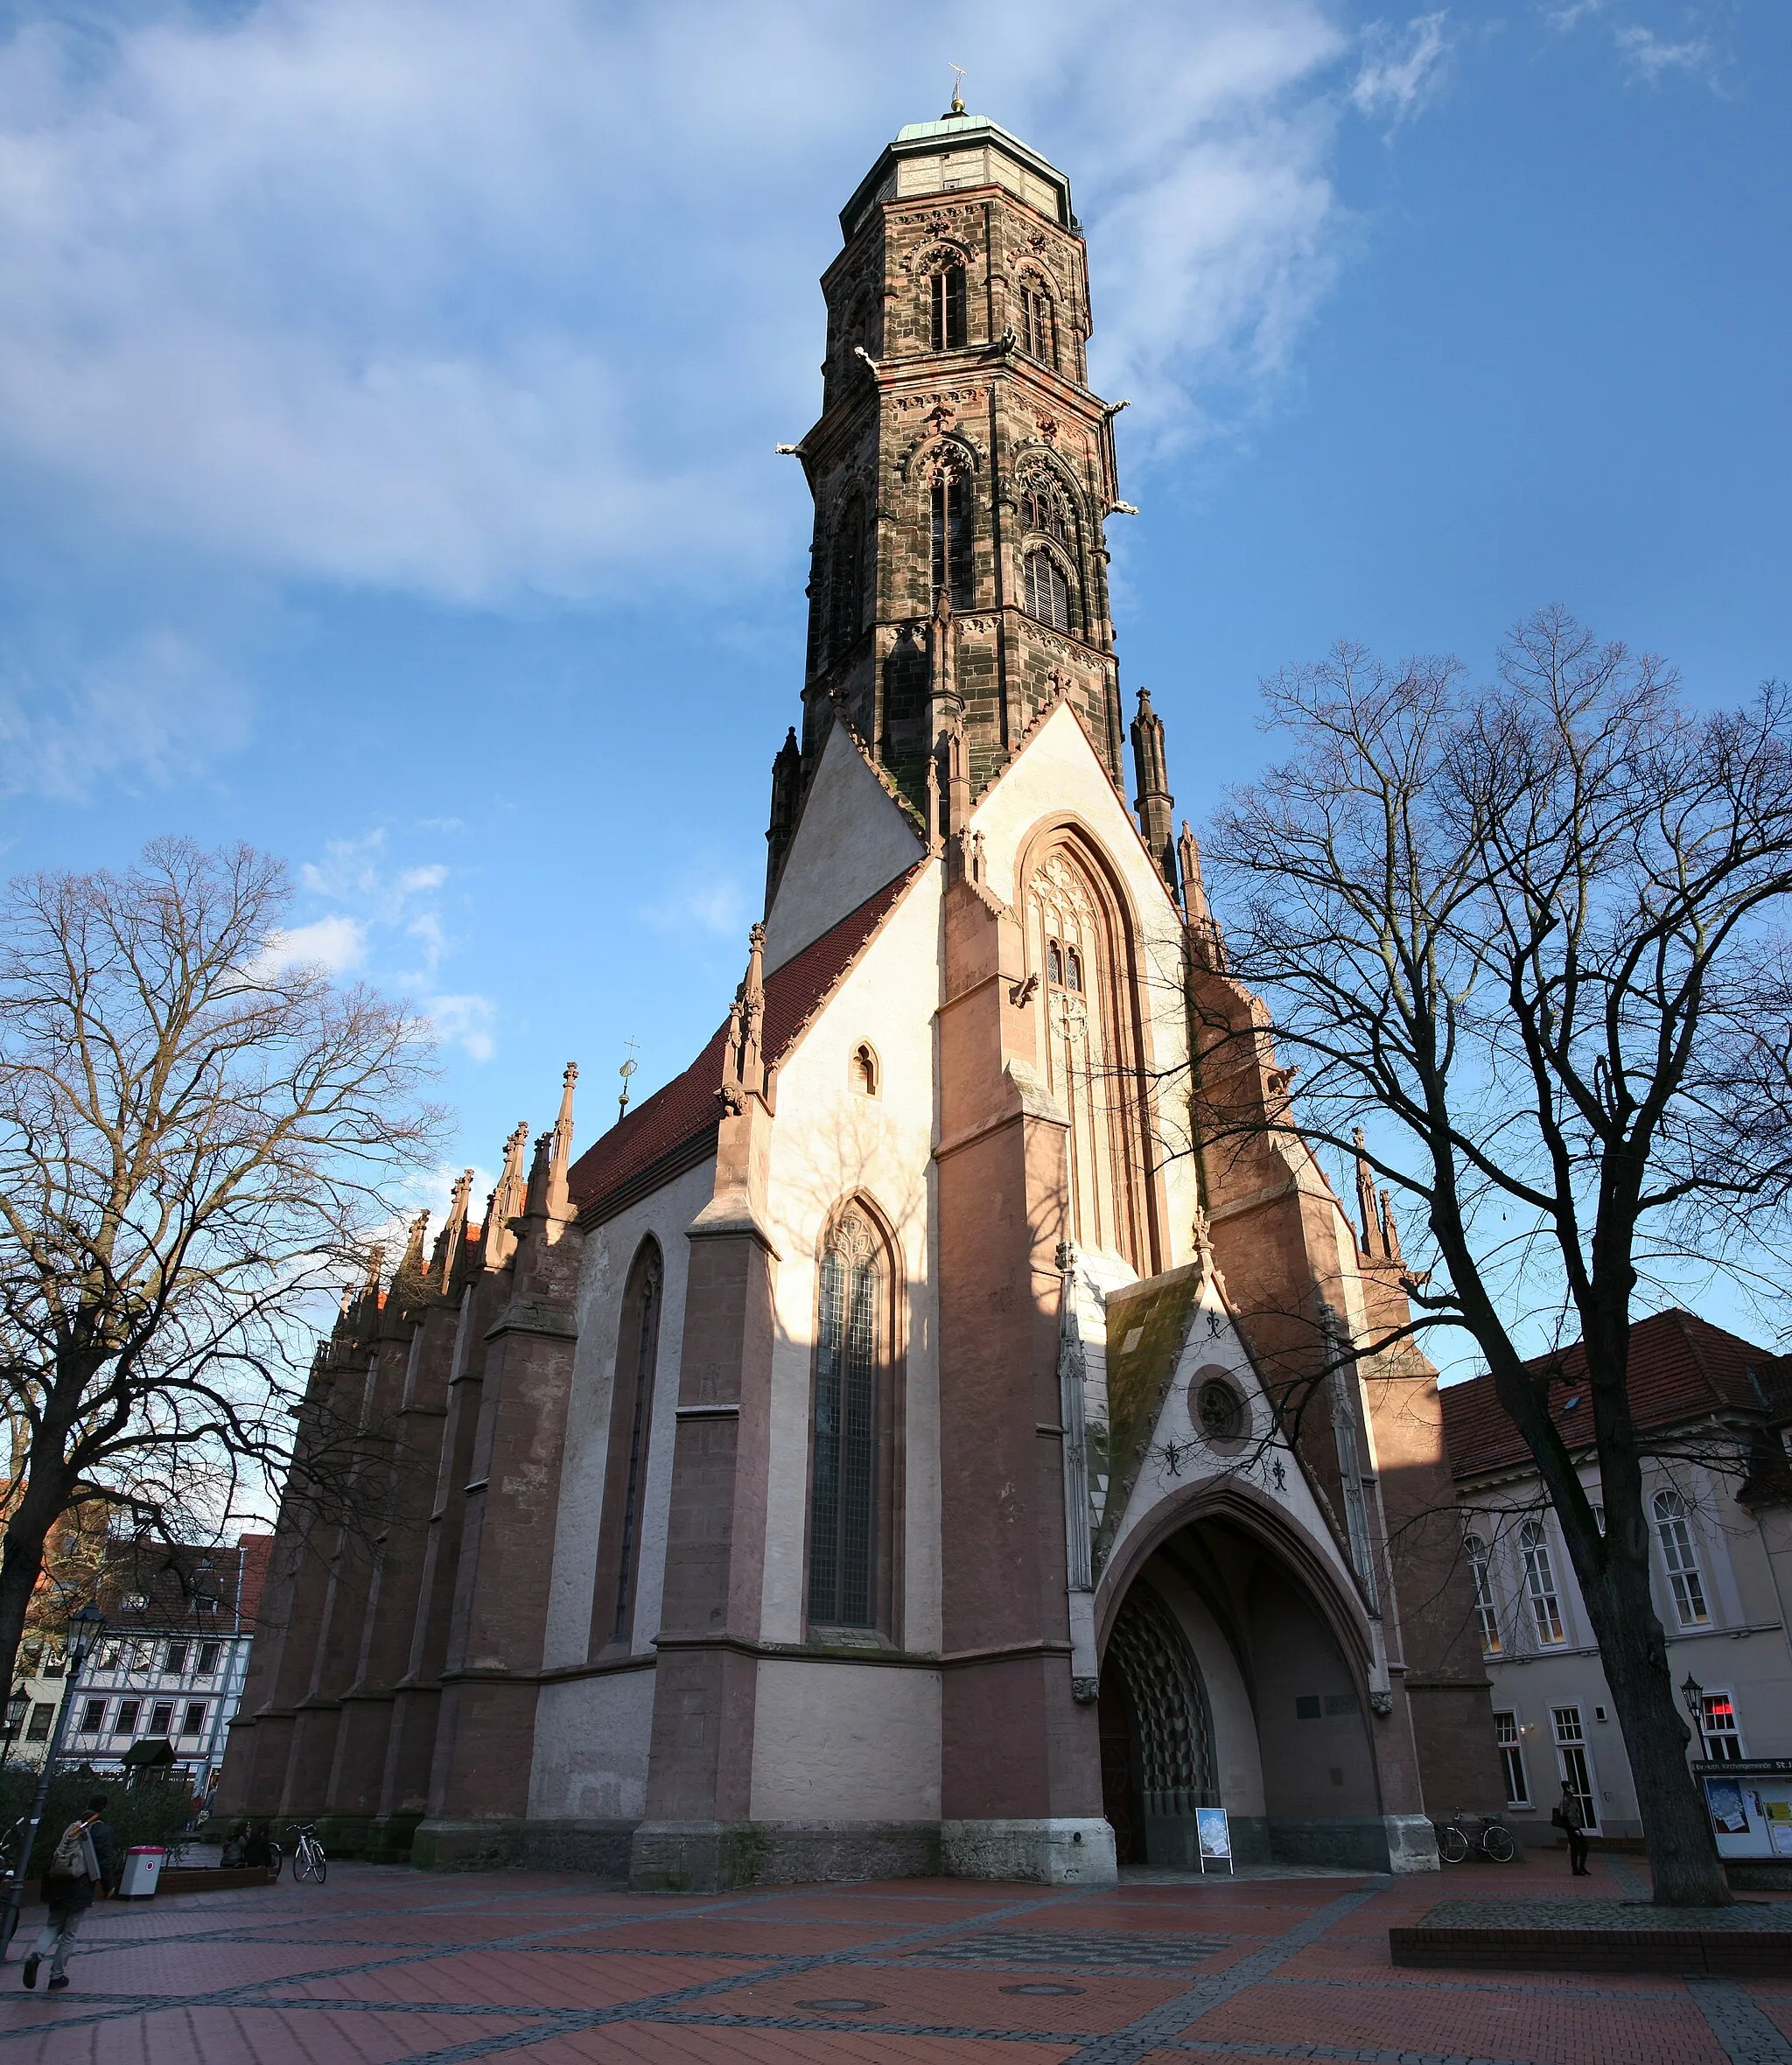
[948, 61, 967, 115]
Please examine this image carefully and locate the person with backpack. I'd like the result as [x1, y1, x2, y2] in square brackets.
[1550, 1781, 1591, 1876]
[22, 1796, 114, 1991]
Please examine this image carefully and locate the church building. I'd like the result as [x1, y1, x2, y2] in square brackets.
[216, 102, 1500, 1889]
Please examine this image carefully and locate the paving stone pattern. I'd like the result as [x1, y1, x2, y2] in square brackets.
[0, 1854, 1781, 2064]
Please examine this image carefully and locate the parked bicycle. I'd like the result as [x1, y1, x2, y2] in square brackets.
[284, 1821, 327, 1885]
[1435, 1810, 1516, 1864]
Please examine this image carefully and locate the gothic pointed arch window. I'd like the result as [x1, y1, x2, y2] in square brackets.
[592, 1239, 663, 1653]
[1025, 549, 1072, 632]
[807, 1207, 898, 1633]
[1028, 843, 1150, 1267]
[829, 500, 866, 658]
[1017, 278, 1057, 367]
[930, 457, 975, 608]
[929, 261, 967, 350]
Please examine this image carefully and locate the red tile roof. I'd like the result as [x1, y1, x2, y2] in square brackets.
[1440, 1308, 1778, 1480]
[569, 867, 922, 1226]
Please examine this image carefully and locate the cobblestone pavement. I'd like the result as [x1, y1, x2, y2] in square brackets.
[0, 1851, 1785, 2063]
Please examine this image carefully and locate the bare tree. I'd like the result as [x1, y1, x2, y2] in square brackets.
[1198, 608, 1792, 1906]
[0, 837, 443, 1695]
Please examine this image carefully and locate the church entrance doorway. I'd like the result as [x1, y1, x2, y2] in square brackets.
[1097, 1578, 1217, 1868]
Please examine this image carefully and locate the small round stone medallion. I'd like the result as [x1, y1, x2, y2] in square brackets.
[794, 1997, 887, 2012]
[1001, 1982, 1086, 1995]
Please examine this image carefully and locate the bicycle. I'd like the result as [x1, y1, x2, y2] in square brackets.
[1435, 1810, 1517, 1864]
[284, 1821, 327, 1885]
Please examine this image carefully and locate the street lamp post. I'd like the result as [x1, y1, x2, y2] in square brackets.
[0, 1689, 27, 1777]
[0, 1606, 104, 1957]
[1680, 1673, 1706, 1756]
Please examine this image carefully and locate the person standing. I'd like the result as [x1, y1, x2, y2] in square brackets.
[22, 1796, 114, 1992]
[1552, 1781, 1590, 1876]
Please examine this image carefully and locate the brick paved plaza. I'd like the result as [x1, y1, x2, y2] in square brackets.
[0, 1856, 1786, 2063]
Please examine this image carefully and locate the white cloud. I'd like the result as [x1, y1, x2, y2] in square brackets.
[0, 0, 1368, 605]
[259, 912, 368, 975]
[639, 874, 752, 942]
[427, 992, 497, 1063]
[1613, 24, 1715, 83]
[1350, 13, 1450, 122]
[1543, 0, 1613, 28]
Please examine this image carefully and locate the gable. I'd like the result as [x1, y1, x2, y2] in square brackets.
[763, 720, 926, 975]
[968, 698, 1178, 928]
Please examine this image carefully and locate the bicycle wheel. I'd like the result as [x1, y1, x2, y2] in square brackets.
[266, 1844, 284, 1881]
[1438, 1824, 1469, 1865]
[1480, 1824, 1516, 1863]
[297, 1843, 326, 1885]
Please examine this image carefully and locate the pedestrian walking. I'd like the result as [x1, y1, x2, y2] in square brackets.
[1551, 1781, 1590, 1876]
[22, 1796, 113, 1992]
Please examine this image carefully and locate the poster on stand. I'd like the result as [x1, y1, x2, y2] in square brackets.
[1196, 1808, 1234, 1875]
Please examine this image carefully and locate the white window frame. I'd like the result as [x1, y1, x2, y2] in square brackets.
[1494, 1708, 1530, 1807]
[1652, 1487, 1711, 1628]
[1520, 1519, 1567, 1647]
[1698, 1687, 1745, 1761]
[1464, 1531, 1502, 1655]
[1551, 1702, 1600, 1833]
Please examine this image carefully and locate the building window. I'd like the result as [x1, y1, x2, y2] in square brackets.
[1699, 1691, 1744, 1760]
[930, 263, 967, 350]
[1016, 281, 1056, 365]
[1465, 1532, 1501, 1655]
[593, 1240, 664, 1651]
[164, 1641, 188, 1673]
[114, 1700, 139, 1736]
[1519, 1521, 1566, 1645]
[850, 1042, 878, 1097]
[182, 1702, 207, 1738]
[77, 1699, 103, 1734]
[808, 1210, 889, 1631]
[1194, 1377, 1244, 1443]
[930, 462, 974, 607]
[196, 1642, 221, 1676]
[1494, 1712, 1530, 1805]
[149, 1701, 173, 1735]
[1652, 1488, 1710, 1627]
[25, 1704, 53, 1743]
[1551, 1704, 1600, 1831]
[1024, 549, 1072, 632]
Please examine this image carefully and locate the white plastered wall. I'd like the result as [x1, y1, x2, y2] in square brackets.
[752, 865, 947, 1816]
[750, 1662, 942, 1822]
[763, 723, 924, 975]
[528, 1157, 715, 1823]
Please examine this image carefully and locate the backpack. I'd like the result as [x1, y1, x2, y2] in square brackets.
[48, 1821, 91, 1882]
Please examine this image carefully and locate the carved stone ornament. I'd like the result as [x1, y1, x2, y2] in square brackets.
[1369, 1687, 1394, 1718]
[1072, 1676, 1101, 1705]
[715, 1083, 746, 1117]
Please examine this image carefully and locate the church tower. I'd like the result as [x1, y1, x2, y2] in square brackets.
[787, 95, 1127, 846]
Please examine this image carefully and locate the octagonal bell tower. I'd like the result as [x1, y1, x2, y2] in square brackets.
[791, 101, 1128, 818]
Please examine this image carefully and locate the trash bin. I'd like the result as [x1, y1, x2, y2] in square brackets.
[116, 1847, 166, 1899]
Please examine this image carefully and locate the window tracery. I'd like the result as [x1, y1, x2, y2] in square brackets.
[1028, 846, 1146, 1264]
[850, 1042, 878, 1096]
[829, 500, 866, 657]
[593, 1240, 662, 1651]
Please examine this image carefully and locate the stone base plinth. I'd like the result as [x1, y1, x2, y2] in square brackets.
[629, 1820, 941, 1893]
[1390, 1898, 1792, 1975]
[1266, 1814, 1437, 1873]
[939, 1817, 1117, 1886]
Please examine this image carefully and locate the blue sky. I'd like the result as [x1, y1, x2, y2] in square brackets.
[2, 1, 1787, 1335]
